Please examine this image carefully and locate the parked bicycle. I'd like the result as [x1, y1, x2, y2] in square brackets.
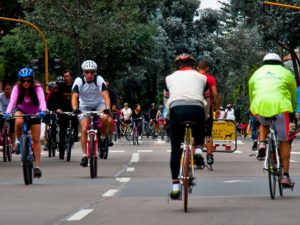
[46, 111, 59, 157]
[178, 121, 196, 212]
[1, 117, 13, 162]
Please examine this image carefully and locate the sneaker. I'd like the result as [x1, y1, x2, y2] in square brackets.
[138, 135, 142, 140]
[34, 168, 42, 178]
[206, 154, 214, 165]
[281, 175, 295, 188]
[257, 142, 266, 161]
[109, 141, 114, 147]
[252, 140, 258, 151]
[43, 144, 48, 151]
[169, 190, 181, 200]
[80, 156, 88, 167]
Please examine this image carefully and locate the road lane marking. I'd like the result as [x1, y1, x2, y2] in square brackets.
[290, 160, 298, 163]
[166, 150, 171, 153]
[110, 150, 125, 153]
[224, 180, 250, 183]
[102, 189, 118, 197]
[126, 167, 135, 172]
[116, 177, 131, 183]
[233, 150, 243, 154]
[137, 150, 153, 153]
[130, 153, 139, 162]
[291, 152, 300, 155]
[67, 209, 94, 221]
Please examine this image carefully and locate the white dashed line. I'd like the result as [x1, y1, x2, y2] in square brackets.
[67, 209, 94, 221]
[126, 167, 135, 172]
[233, 150, 243, 154]
[224, 180, 250, 183]
[110, 150, 125, 153]
[116, 177, 131, 183]
[130, 153, 139, 163]
[290, 160, 298, 163]
[291, 152, 300, 155]
[166, 150, 171, 153]
[137, 150, 153, 153]
[102, 189, 118, 197]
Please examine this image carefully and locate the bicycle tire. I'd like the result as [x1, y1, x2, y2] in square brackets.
[65, 128, 74, 162]
[160, 125, 164, 140]
[125, 126, 133, 141]
[267, 137, 276, 199]
[2, 133, 7, 162]
[89, 135, 97, 178]
[21, 137, 33, 185]
[47, 128, 52, 157]
[6, 145, 12, 162]
[183, 145, 189, 212]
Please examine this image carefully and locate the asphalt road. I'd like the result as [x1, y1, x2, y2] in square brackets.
[1, 137, 300, 225]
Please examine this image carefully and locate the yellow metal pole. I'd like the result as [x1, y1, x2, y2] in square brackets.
[264, 1, 300, 10]
[0, 17, 49, 87]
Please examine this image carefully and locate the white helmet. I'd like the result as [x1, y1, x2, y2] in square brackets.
[263, 53, 282, 62]
[81, 60, 97, 71]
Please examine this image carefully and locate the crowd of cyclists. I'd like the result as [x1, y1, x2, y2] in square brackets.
[0, 52, 298, 199]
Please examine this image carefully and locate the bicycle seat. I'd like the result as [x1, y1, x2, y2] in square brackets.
[180, 120, 196, 127]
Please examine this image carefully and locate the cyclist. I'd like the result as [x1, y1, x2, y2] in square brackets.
[148, 103, 158, 137]
[197, 59, 220, 167]
[131, 103, 143, 139]
[156, 105, 167, 139]
[3, 68, 47, 178]
[71, 60, 111, 167]
[111, 104, 121, 139]
[164, 53, 208, 199]
[224, 104, 235, 120]
[46, 71, 78, 159]
[249, 53, 297, 187]
[121, 103, 132, 124]
[0, 83, 16, 151]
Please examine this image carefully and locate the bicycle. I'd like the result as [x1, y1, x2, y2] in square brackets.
[13, 114, 40, 185]
[81, 111, 101, 178]
[120, 121, 133, 141]
[263, 117, 294, 199]
[46, 111, 59, 157]
[178, 121, 196, 212]
[62, 112, 75, 162]
[1, 117, 13, 162]
[158, 118, 167, 140]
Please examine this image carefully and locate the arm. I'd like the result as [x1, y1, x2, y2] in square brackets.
[36, 85, 47, 111]
[71, 92, 79, 110]
[211, 85, 220, 118]
[6, 85, 18, 113]
[101, 90, 111, 110]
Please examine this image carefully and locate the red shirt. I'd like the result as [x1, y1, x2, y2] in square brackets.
[200, 72, 217, 107]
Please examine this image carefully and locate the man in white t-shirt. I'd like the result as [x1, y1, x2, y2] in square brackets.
[121, 103, 132, 124]
[224, 104, 235, 121]
[72, 60, 112, 167]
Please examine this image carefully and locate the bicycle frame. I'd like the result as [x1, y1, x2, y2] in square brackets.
[1, 119, 12, 162]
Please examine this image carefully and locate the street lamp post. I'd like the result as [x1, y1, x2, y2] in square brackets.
[0, 17, 49, 89]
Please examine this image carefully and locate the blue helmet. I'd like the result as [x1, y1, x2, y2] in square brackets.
[18, 67, 34, 79]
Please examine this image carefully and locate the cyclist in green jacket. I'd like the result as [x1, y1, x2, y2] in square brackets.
[249, 53, 297, 188]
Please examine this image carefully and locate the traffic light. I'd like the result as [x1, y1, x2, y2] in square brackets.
[31, 58, 43, 72]
[53, 58, 61, 70]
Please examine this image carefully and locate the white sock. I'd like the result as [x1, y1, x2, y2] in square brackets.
[172, 183, 180, 192]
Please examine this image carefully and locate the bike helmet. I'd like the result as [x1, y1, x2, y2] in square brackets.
[18, 67, 34, 79]
[174, 53, 196, 64]
[56, 76, 65, 84]
[48, 81, 56, 89]
[263, 53, 282, 63]
[81, 60, 97, 71]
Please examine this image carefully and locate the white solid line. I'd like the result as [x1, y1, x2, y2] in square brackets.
[126, 167, 135, 172]
[116, 177, 131, 183]
[130, 153, 139, 163]
[137, 150, 153, 153]
[110, 150, 125, 153]
[102, 189, 118, 197]
[67, 209, 94, 221]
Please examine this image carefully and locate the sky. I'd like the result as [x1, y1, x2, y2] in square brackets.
[199, 0, 229, 10]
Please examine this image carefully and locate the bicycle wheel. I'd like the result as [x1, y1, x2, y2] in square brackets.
[267, 137, 276, 199]
[159, 125, 164, 140]
[47, 128, 53, 157]
[2, 133, 7, 162]
[183, 145, 189, 212]
[21, 137, 33, 185]
[89, 135, 97, 178]
[125, 126, 133, 141]
[6, 144, 12, 162]
[65, 129, 74, 162]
